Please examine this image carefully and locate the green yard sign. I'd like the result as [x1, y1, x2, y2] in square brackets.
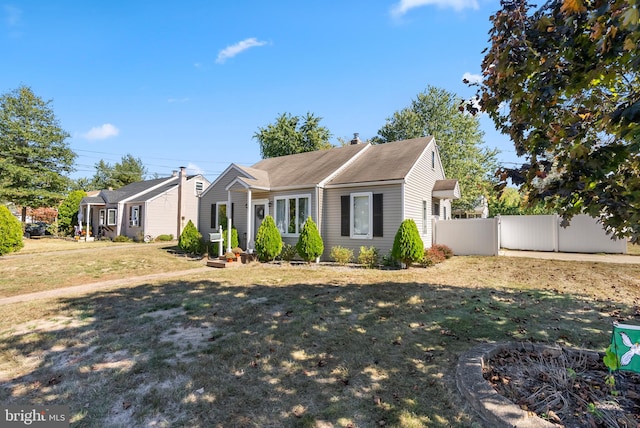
[609, 322, 640, 373]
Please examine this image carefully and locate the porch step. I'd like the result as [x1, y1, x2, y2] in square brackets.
[206, 258, 241, 268]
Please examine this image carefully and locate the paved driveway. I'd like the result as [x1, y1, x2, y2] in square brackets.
[500, 249, 640, 264]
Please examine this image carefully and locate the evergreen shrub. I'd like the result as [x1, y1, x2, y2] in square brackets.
[391, 219, 424, 268]
[0, 205, 24, 256]
[179, 220, 202, 254]
[296, 216, 323, 262]
[254, 215, 282, 262]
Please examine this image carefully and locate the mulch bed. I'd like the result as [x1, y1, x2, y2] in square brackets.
[483, 346, 640, 427]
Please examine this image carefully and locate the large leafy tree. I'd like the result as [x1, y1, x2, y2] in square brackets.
[473, 0, 639, 241]
[58, 190, 87, 236]
[0, 86, 76, 221]
[374, 86, 499, 211]
[254, 112, 332, 158]
[91, 154, 147, 189]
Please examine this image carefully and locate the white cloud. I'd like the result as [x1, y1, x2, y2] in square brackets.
[391, 0, 479, 16]
[462, 72, 483, 85]
[3, 5, 22, 26]
[82, 123, 120, 141]
[187, 163, 204, 176]
[216, 38, 267, 64]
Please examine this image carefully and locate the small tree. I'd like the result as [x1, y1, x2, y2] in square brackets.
[254, 215, 282, 262]
[391, 219, 424, 268]
[58, 190, 87, 236]
[178, 220, 202, 254]
[0, 205, 24, 256]
[296, 216, 323, 263]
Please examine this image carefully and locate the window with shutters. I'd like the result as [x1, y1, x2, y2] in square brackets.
[341, 193, 383, 239]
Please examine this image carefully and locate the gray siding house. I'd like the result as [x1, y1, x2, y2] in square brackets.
[79, 167, 209, 240]
[198, 137, 459, 260]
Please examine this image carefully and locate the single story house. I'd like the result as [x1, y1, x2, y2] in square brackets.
[79, 167, 209, 240]
[198, 136, 460, 260]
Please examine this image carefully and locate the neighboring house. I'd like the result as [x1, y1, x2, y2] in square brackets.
[78, 167, 210, 240]
[452, 195, 489, 219]
[198, 136, 460, 260]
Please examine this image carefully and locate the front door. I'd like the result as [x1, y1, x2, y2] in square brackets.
[253, 203, 266, 239]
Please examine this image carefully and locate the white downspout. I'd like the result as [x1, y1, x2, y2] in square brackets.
[227, 190, 232, 253]
[246, 190, 252, 251]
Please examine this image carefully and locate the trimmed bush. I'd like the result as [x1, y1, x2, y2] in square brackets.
[330, 246, 353, 265]
[113, 235, 132, 242]
[155, 234, 174, 242]
[358, 246, 379, 269]
[254, 215, 282, 262]
[391, 219, 424, 268]
[279, 243, 298, 262]
[223, 227, 239, 252]
[296, 216, 323, 263]
[179, 220, 202, 254]
[0, 205, 24, 256]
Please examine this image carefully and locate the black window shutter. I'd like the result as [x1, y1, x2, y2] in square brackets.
[210, 203, 216, 229]
[341, 195, 349, 236]
[231, 203, 235, 226]
[373, 194, 383, 237]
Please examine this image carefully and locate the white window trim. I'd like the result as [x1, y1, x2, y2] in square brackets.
[351, 192, 373, 239]
[215, 201, 227, 228]
[99, 209, 106, 226]
[107, 209, 117, 226]
[274, 194, 311, 237]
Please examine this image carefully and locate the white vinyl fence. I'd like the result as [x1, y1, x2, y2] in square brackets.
[434, 214, 626, 256]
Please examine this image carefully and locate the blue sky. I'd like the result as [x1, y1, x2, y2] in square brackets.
[2, 0, 519, 182]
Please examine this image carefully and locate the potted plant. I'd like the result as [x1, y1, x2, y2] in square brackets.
[224, 251, 236, 262]
[232, 247, 243, 258]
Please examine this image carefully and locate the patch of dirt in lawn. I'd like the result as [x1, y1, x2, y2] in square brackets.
[484, 347, 640, 427]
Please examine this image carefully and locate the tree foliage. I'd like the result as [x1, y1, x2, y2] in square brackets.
[487, 187, 556, 217]
[254, 112, 332, 159]
[58, 190, 87, 236]
[178, 220, 202, 254]
[296, 216, 323, 262]
[373, 86, 499, 211]
[472, 0, 640, 241]
[0, 205, 24, 256]
[0, 86, 76, 214]
[254, 215, 283, 262]
[391, 219, 424, 268]
[91, 154, 147, 190]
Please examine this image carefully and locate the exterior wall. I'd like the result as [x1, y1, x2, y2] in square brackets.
[404, 142, 448, 246]
[322, 184, 402, 261]
[145, 189, 179, 239]
[182, 176, 209, 236]
[122, 202, 145, 239]
[270, 187, 317, 250]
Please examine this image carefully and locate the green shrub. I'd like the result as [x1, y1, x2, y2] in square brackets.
[178, 220, 202, 254]
[223, 227, 239, 251]
[113, 235, 132, 242]
[254, 215, 282, 262]
[155, 234, 174, 242]
[391, 219, 424, 268]
[58, 190, 87, 236]
[382, 250, 400, 268]
[296, 216, 323, 263]
[330, 246, 353, 265]
[279, 243, 298, 261]
[432, 244, 454, 259]
[0, 205, 24, 256]
[419, 255, 435, 268]
[358, 246, 379, 268]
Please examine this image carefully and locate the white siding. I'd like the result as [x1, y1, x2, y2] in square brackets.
[404, 143, 447, 246]
[322, 184, 402, 261]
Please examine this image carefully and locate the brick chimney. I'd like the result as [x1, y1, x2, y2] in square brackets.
[350, 133, 361, 145]
[177, 166, 187, 237]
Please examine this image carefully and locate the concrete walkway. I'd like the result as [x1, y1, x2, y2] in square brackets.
[0, 266, 211, 306]
[500, 249, 640, 264]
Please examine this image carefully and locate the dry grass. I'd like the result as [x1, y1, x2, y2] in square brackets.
[0, 241, 203, 298]
[628, 242, 640, 256]
[1, 244, 639, 427]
